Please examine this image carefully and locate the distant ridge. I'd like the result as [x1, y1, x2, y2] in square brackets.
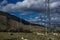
[0, 11, 60, 33]
[0, 11, 45, 27]
[0, 11, 45, 32]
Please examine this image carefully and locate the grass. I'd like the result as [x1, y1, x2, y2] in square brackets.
[0, 32, 60, 40]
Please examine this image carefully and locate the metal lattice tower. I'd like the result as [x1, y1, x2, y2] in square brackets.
[45, 0, 51, 35]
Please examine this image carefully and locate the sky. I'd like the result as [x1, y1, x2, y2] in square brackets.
[0, 0, 60, 27]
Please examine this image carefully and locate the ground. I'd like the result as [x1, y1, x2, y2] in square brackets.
[0, 32, 60, 40]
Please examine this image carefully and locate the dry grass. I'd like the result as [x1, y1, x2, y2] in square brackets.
[0, 32, 60, 40]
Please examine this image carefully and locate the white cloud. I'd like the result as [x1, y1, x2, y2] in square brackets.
[3, 4, 15, 11]
[1, 0, 8, 5]
[50, 2, 60, 8]
[1, 0, 60, 12]
[4, 0, 45, 12]
[35, 16, 39, 19]
[0, 0, 8, 11]
[51, 17, 57, 20]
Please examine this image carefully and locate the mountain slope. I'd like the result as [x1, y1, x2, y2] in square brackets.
[0, 11, 45, 26]
[0, 11, 60, 33]
[0, 11, 45, 32]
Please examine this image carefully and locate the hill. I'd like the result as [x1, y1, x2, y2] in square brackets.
[0, 11, 45, 32]
[0, 11, 60, 33]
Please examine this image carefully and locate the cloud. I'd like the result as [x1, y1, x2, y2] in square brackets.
[1, 0, 60, 13]
[2, 0, 45, 12]
[1, 0, 8, 5]
[2, 4, 15, 11]
[28, 13, 60, 26]
[0, 0, 8, 11]
[50, 2, 60, 8]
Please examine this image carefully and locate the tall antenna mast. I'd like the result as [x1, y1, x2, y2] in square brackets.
[45, 0, 50, 36]
[47, 0, 50, 27]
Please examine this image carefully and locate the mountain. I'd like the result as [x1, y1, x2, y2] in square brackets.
[0, 11, 60, 33]
[0, 11, 45, 26]
[0, 11, 45, 32]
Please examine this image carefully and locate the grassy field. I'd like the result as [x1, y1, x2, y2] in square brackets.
[0, 32, 60, 40]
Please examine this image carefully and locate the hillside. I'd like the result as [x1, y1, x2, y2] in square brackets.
[0, 11, 60, 33]
[0, 11, 45, 32]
